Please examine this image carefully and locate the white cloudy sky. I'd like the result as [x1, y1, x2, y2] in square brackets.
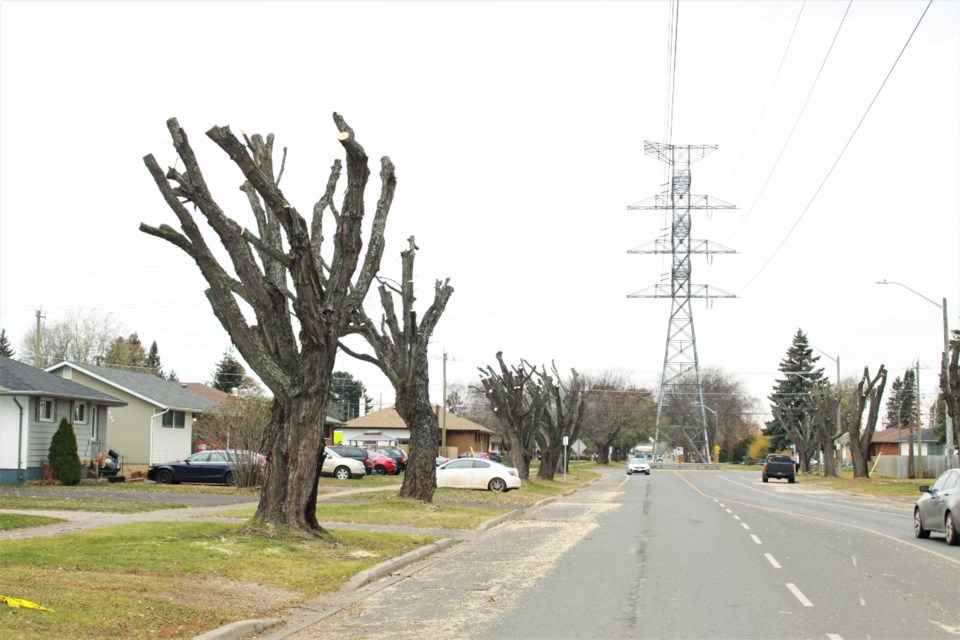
[1, 1, 957, 421]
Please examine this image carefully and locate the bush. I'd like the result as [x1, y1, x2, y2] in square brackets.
[48, 417, 82, 486]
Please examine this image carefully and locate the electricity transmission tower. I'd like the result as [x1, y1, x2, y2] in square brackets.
[629, 141, 736, 463]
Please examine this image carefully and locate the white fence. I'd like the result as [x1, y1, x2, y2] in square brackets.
[871, 455, 959, 479]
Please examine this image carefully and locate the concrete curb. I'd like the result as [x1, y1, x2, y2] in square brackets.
[193, 618, 282, 640]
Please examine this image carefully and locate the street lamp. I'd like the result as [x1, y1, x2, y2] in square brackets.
[876, 280, 954, 459]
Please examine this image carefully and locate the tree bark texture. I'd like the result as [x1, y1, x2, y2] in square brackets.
[338, 237, 453, 502]
[477, 353, 543, 480]
[141, 115, 395, 533]
[849, 366, 887, 478]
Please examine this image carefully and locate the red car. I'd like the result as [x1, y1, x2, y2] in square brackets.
[366, 450, 398, 475]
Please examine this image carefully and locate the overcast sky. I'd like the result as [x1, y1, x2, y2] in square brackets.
[1, 1, 958, 422]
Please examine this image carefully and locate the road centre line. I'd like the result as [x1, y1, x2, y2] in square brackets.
[786, 582, 814, 607]
[827, 634, 844, 640]
[741, 522, 750, 530]
[851, 556, 857, 567]
[750, 534, 762, 544]
[733, 515, 741, 520]
[673, 472, 960, 567]
[764, 553, 781, 568]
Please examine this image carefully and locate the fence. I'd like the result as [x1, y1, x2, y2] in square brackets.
[871, 454, 959, 479]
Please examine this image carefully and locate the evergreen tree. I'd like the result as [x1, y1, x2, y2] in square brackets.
[766, 329, 824, 452]
[0, 329, 13, 357]
[104, 333, 149, 370]
[48, 417, 82, 485]
[885, 369, 917, 430]
[331, 371, 372, 420]
[211, 349, 247, 392]
[167, 369, 179, 382]
[146, 341, 163, 377]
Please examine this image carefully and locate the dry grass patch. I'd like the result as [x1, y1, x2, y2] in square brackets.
[0, 521, 436, 640]
[799, 474, 926, 498]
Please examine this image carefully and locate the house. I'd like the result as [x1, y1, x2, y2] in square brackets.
[869, 427, 943, 459]
[45, 361, 216, 474]
[181, 383, 231, 406]
[343, 406, 495, 457]
[0, 355, 126, 483]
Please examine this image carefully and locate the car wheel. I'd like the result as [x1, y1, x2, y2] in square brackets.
[374, 465, 386, 475]
[645, 470, 650, 475]
[488, 477, 508, 492]
[946, 512, 960, 546]
[788, 475, 796, 484]
[225, 471, 235, 487]
[914, 508, 930, 539]
[762, 473, 768, 483]
[627, 470, 632, 475]
[334, 466, 352, 480]
[156, 469, 174, 484]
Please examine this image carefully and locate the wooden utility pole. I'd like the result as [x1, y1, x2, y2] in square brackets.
[916, 359, 923, 479]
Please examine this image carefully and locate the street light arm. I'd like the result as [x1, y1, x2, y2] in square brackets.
[875, 280, 942, 310]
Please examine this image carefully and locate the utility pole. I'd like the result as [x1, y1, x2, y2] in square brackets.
[916, 359, 923, 480]
[442, 350, 447, 454]
[629, 142, 737, 463]
[35, 307, 45, 367]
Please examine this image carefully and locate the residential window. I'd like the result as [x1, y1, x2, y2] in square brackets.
[161, 410, 186, 429]
[36, 397, 55, 422]
[73, 402, 87, 424]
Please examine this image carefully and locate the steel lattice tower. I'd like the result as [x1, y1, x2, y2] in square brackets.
[629, 141, 736, 463]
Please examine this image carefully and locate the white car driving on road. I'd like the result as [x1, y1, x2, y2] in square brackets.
[627, 455, 651, 475]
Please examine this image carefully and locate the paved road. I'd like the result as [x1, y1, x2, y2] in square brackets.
[266, 469, 960, 640]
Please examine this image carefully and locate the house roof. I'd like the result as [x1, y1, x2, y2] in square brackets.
[0, 356, 126, 406]
[871, 427, 939, 443]
[182, 383, 232, 405]
[345, 405, 494, 433]
[46, 361, 215, 412]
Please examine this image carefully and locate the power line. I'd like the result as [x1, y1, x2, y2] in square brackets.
[726, 0, 850, 244]
[737, 0, 934, 294]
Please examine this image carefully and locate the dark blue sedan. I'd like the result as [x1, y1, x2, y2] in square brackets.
[147, 450, 262, 486]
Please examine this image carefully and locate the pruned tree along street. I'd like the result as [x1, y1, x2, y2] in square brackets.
[142, 114, 400, 533]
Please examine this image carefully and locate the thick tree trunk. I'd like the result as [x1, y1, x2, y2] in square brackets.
[538, 438, 561, 481]
[255, 351, 333, 532]
[505, 430, 532, 480]
[397, 379, 439, 501]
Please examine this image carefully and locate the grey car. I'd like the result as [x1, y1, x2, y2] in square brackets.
[914, 468, 960, 545]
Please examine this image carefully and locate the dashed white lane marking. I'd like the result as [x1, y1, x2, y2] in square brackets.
[859, 596, 865, 606]
[750, 534, 762, 544]
[764, 553, 781, 568]
[827, 634, 844, 640]
[786, 583, 814, 607]
[741, 522, 751, 530]
[725, 508, 733, 513]
[851, 556, 857, 567]
[733, 515, 741, 520]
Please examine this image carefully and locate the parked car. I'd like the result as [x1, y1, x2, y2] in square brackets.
[366, 450, 398, 475]
[436, 458, 521, 492]
[459, 451, 490, 460]
[326, 445, 373, 475]
[914, 468, 960, 545]
[147, 449, 259, 486]
[321, 448, 367, 480]
[372, 447, 407, 473]
[627, 454, 651, 475]
[435, 456, 450, 466]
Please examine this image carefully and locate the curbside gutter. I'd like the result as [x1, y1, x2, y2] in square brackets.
[193, 618, 282, 640]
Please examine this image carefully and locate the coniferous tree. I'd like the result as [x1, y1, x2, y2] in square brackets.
[766, 329, 824, 452]
[146, 341, 163, 377]
[167, 370, 179, 382]
[48, 417, 82, 485]
[331, 371, 372, 420]
[211, 349, 247, 393]
[0, 329, 14, 357]
[104, 333, 149, 370]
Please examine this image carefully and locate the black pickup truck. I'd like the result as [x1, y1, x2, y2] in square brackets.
[762, 454, 796, 483]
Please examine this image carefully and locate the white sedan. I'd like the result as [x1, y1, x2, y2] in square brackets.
[627, 455, 651, 475]
[436, 458, 522, 492]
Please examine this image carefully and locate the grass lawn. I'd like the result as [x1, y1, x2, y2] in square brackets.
[0, 497, 189, 513]
[0, 513, 64, 531]
[0, 521, 436, 640]
[798, 474, 926, 498]
[0, 482, 263, 497]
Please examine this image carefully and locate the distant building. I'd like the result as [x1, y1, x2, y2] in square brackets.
[343, 405, 494, 457]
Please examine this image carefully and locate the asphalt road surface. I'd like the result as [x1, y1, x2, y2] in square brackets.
[274, 469, 960, 640]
